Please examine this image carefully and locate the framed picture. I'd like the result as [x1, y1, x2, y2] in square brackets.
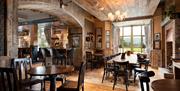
[72, 36, 80, 48]
[154, 41, 161, 49]
[154, 33, 161, 40]
[96, 28, 102, 48]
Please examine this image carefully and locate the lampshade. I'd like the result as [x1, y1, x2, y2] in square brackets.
[108, 10, 127, 21]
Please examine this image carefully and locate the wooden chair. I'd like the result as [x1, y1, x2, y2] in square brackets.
[86, 51, 93, 70]
[43, 48, 66, 91]
[66, 48, 74, 65]
[38, 48, 46, 64]
[102, 56, 114, 83]
[12, 58, 44, 91]
[134, 59, 150, 83]
[113, 61, 129, 91]
[43, 66, 65, 91]
[139, 71, 155, 91]
[0, 67, 19, 91]
[57, 49, 67, 65]
[57, 62, 86, 91]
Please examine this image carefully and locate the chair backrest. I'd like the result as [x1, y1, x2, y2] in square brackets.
[57, 49, 67, 55]
[67, 48, 74, 58]
[12, 58, 32, 80]
[0, 67, 19, 91]
[86, 51, 92, 61]
[139, 71, 155, 91]
[121, 53, 126, 59]
[44, 48, 51, 57]
[143, 59, 150, 71]
[113, 61, 129, 73]
[77, 62, 86, 90]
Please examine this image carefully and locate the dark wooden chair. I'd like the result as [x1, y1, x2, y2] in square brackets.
[43, 48, 66, 91]
[134, 59, 150, 83]
[57, 49, 67, 65]
[102, 56, 114, 83]
[12, 58, 44, 91]
[66, 48, 74, 65]
[86, 51, 94, 70]
[113, 61, 129, 91]
[0, 67, 19, 91]
[38, 48, 46, 64]
[139, 71, 155, 91]
[57, 62, 86, 91]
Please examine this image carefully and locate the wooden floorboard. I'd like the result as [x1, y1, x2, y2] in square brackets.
[31, 63, 164, 91]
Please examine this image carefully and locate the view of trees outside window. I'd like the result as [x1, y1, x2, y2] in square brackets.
[38, 23, 50, 48]
[119, 25, 146, 53]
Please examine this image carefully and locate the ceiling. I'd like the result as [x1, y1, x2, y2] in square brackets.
[73, 0, 160, 21]
[18, 9, 80, 26]
[18, 0, 160, 26]
[18, 9, 51, 22]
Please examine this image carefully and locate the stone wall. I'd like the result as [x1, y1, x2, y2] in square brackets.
[0, 0, 6, 55]
[151, 6, 163, 68]
[175, 19, 180, 58]
[6, 0, 18, 57]
[0, 0, 18, 57]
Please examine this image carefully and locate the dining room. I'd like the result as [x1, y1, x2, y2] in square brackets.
[1, 0, 180, 91]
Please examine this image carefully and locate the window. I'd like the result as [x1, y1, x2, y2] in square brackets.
[106, 30, 110, 48]
[38, 23, 50, 48]
[119, 25, 146, 53]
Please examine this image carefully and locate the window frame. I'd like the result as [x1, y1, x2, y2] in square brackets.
[119, 25, 146, 53]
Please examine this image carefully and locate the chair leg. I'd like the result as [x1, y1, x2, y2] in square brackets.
[82, 85, 84, 91]
[113, 75, 117, 90]
[102, 70, 106, 83]
[125, 73, 129, 91]
[91, 62, 93, 70]
[41, 82, 43, 91]
[44, 80, 46, 91]
[86, 62, 88, 70]
[140, 80, 144, 91]
[134, 71, 136, 83]
[146, 82, 149, 91]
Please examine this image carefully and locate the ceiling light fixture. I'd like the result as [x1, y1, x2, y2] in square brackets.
[108, 10, 127, 22]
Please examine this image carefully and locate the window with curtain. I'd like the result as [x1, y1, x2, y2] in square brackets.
[106, 30, 110, 48]
[119, 25, 146, 53]
[38, 23, 50, 48]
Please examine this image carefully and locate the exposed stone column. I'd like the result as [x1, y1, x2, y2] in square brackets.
[30, 24, 38, 46]
[6, 0, 18, 57]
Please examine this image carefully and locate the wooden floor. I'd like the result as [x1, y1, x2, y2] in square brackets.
[31, 63, 164, 91]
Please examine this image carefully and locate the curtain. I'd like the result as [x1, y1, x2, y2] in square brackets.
[112, 26, 120, 54]
[144, 24, 152, 58]
[44, 23, 52, 46]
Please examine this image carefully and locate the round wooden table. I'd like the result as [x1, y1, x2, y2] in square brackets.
[151, 79, 180, 91]
[28, 65, 74, 91]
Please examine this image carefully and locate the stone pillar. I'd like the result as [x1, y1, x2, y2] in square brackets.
[6, 0, 18, 57]
[0, 0, 7, 55]
[30, 24, 38, 46]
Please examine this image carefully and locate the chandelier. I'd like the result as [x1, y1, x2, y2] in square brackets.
[108, 10, 127, 22]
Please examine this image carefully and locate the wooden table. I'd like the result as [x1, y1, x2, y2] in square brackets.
[151, 79, 180, 91]
[28, 65, 74, 91]
[108, 54, 138, 64]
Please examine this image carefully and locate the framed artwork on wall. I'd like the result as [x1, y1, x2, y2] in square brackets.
[154, 41, 161, 49]
[96, 28, 102, 49]
[72, 36, 80, 48]
[154, 33, 161, 41]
